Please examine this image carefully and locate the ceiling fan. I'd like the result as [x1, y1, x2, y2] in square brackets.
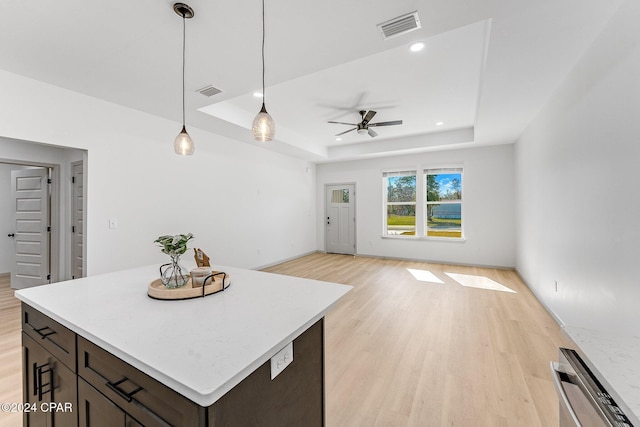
[328, 110, 403, 138]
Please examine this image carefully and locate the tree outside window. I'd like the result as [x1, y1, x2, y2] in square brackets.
[384, 172, 416, 235]
[425, 170, 462, 238]
[383, 168, 463, 239]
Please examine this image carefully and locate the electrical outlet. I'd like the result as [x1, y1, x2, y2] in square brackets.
[270, 342, 293, 380]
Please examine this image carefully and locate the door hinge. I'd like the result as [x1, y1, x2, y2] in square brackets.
[46, 274, 51, 281]
[47, 178, 52, 184]
[72, 226, 75, 233]
[72, 275, 75, 279]
[47, 226, 51, 232]
[72, 176, 75, 184]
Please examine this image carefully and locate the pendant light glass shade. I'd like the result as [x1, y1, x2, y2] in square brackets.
[252, 103, 276, 142]
[174, 125, 195, 155]
[253, 0, 275, 142]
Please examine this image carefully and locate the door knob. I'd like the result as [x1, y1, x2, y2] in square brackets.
[7, 233, 15, 238]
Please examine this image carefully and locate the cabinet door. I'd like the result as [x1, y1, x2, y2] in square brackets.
[23, 333, 48, 427]
[78, 378, 125, 427]
[23, 333, 77, 427]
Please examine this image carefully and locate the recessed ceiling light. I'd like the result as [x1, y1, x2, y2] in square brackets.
[409, 42, 425, 52]
[336, 137, 342, 141]
[435, 121, 444, 126]
[253, 92, 263, 98]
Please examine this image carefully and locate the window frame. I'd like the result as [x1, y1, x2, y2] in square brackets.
[424, 167, 464, 240]
[382, 170, 417, 236]
[382, 166, 464, 241]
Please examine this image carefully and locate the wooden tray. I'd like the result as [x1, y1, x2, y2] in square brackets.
[147, 272, 230, 300]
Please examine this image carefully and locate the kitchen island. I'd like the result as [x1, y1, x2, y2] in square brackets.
[16, 263, 352, 426]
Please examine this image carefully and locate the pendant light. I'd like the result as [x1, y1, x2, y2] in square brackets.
[252, 0, 276, 142]
[173, 3, 195, 155]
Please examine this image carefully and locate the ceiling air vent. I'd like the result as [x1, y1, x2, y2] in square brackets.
[196, 85, 222, 97]
[377, 11, 421, 40]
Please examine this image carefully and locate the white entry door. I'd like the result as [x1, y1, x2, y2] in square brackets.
[325, 184, 356, 255]
[10, 168, 50, 288]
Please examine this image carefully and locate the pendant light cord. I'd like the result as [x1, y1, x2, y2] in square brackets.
[182, 13, 186, 127]
[261, 0, 266, 106]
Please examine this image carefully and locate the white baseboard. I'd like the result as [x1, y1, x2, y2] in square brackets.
[351, 252, 515, 271]
[513, 269, 565, 328]
[253, 251, 321, 271]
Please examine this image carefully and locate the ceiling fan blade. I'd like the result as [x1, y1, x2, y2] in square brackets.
[368, 128, 378, 138]
[335, 128, 357, 136]
[328, 121, 357, 126]
[369, 120, 403, 127]
[362, 110, 377, 125]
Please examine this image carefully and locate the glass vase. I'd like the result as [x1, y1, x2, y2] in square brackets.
[160, 254, 189, 288]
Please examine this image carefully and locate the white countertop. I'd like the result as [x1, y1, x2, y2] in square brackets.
[563, 325, 640, 425]
[15, 264, 352, 407]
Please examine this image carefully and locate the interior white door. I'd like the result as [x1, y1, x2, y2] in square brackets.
[325, 184, 355, 255]
[10, 167, 50, 288]
[71, 162, 84, 279]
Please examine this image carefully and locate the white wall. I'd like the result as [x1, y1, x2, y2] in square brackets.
[515, 0, 640, 335]
[0, 70, 316, 278]
[317, 144, 516, 268]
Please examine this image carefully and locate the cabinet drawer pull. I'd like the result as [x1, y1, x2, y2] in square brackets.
[106, 377, 143, 403]
[34, 326, 56, 339]
[33, 362, 53, 401]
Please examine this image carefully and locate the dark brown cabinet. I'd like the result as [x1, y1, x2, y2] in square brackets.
[22, 304, 76, 372]
[22, 303, 326, 427]
[78, 378, 143, 427]
[77, 337, 205, 426]
[78, 378, 125, 427]
[22, 333, 78, 427]
[208, 319, 325, 427]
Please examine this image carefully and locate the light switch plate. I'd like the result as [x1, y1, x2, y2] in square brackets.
[270, 342, 293, 380]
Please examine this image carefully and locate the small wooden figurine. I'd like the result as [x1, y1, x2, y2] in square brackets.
[194, 248, 211, 267]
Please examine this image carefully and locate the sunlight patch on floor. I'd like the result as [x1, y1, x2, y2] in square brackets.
[444, 272, 517, 293]
[407, 268, 445, 284]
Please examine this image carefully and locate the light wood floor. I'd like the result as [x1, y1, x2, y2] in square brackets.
[0, 274, 22, 427]
[0, 255, 570, 426]
[263, 253, 571, 426]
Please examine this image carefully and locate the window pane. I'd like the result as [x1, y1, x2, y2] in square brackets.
[426, 203, 461, 238]
[387, 205, 416, 235]
[331, 189, 349, 203]
[387, 175, 416, 202]
[426, 173, 462, 201]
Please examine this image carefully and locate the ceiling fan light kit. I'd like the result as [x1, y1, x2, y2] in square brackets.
[173, 2, 195, 156]
[328, 110, 403, 139]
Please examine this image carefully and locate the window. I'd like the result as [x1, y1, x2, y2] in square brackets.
[331, 188, 350, 203]
[384, 171, 416, 236]
[383, 167, 463, 239]
[425, 168, 462, 238]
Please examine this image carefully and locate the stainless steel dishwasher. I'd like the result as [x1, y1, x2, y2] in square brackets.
[551, 347, 634, 426]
